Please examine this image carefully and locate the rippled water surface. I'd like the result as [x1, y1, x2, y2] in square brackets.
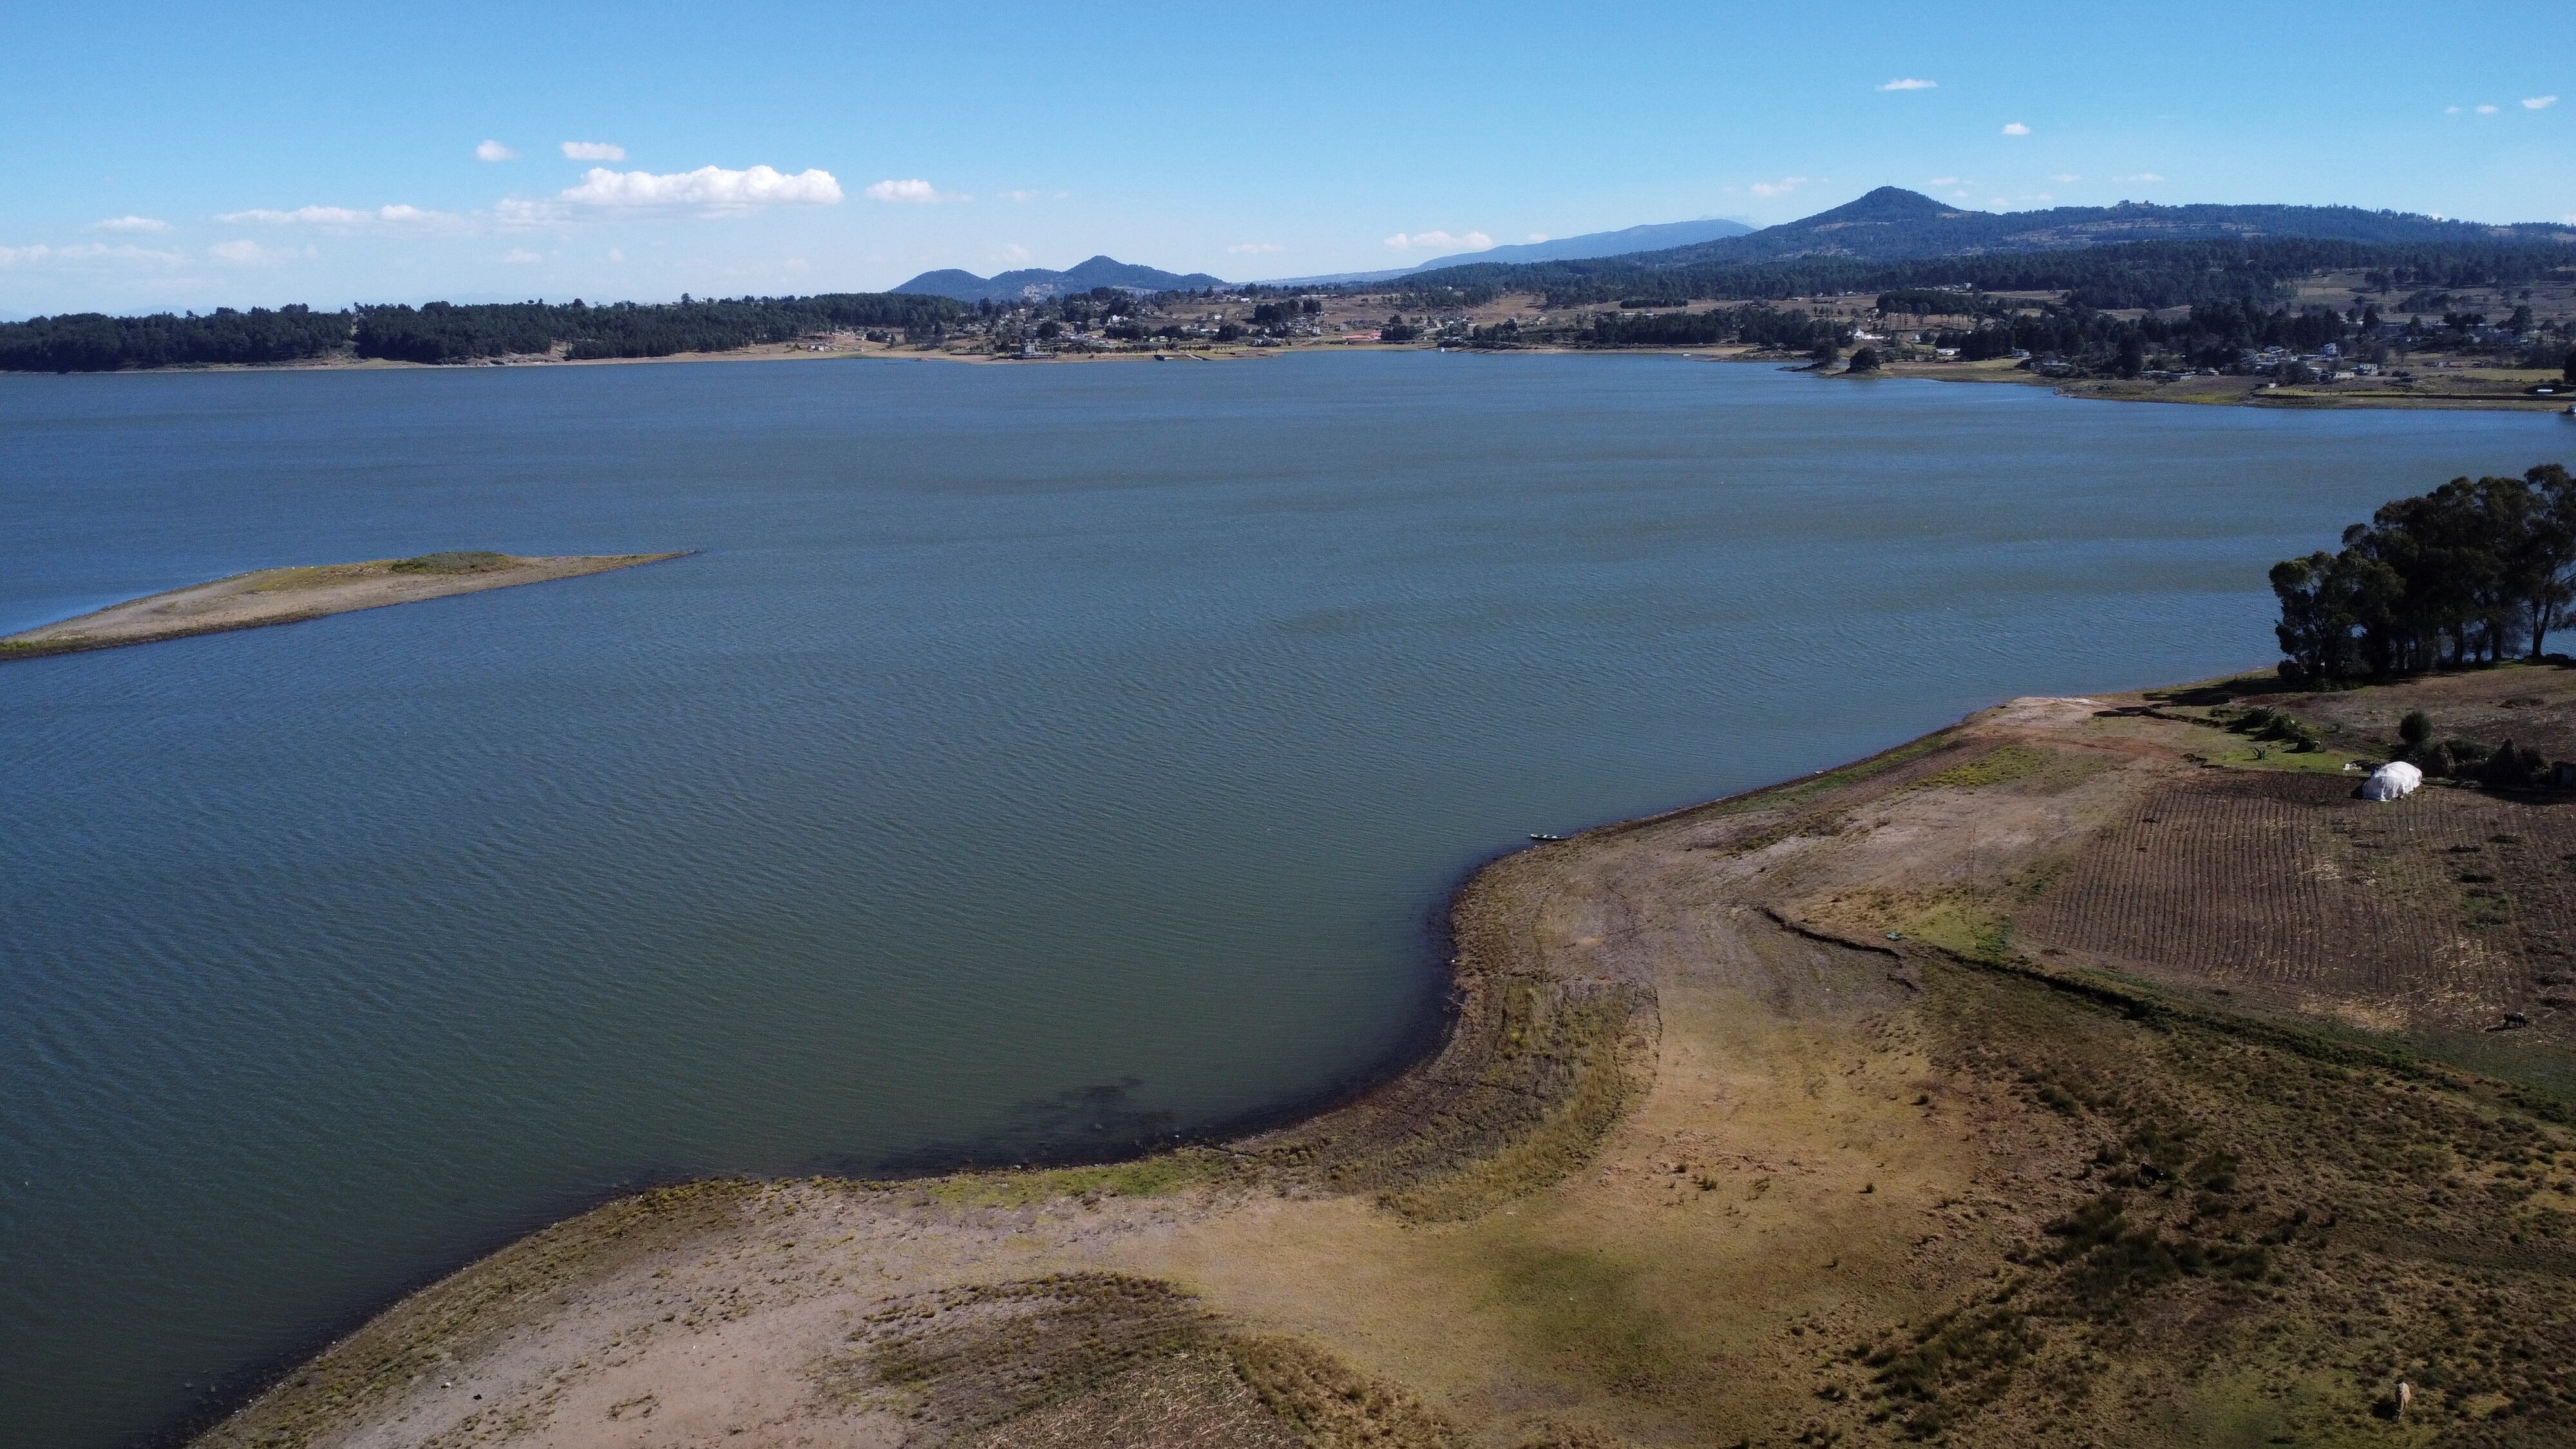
[0, 353, 2559, 1445]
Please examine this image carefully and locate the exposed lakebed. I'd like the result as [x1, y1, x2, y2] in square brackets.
[0, 352, 2558, 1447]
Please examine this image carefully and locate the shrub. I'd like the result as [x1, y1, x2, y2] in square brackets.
[2228, 706, 2321, 752]
[389, 551, 511, 574]
[2400, 710, 2432, 748]
[2481, 739, 2545, 790]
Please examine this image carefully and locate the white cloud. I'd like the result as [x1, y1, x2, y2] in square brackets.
[1528, 232, 1548, 242]
[217, 203, 460, 229]
[1929, 176, 1959, 186]
[1877, 78, 1937, 91]
[1226, 242, 1280, 254]
[1382, 229, 1493, 252]
[491, 197, 570, 228]
[561, 140, 627, 161]
[863, 177, 958, 204]
[2049, 173, 2080, 184]
[221, 205, 368, 225]
[564, 165, 844, 211]
[2446, 106, 2462, 115]
[2122, 172, 2166, 184]
[89, 214, 171, 233]
[999, 189, 1041, 202]
[497, 248, 543, 264]
[0, 242, 184, 268]
[2525, 95, 2559, 110]
[607, 247, 625, 262]
[2476, 104, 2499, 114]
[998, 243, 1031, 264]
[1749, 176, 1810, 198]
[374, 204, 464, 227]
[2001, 122, 2031, 135]
[475, 140, 518, 162]
[209, 239, 279, 263]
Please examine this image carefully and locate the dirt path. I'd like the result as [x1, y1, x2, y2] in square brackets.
[1, 551, 685, 662]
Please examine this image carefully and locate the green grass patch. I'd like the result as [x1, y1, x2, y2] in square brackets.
[390, 550, 514, 574]
[917, 1149, 1236, 1209]
[1687, 730, 1960, 822]
[1378, 985, 1649, 1222]
[1477, 1242, 1680, 1394]
[2194, 741, 2367, 773]
[1918, 744, 2054, 790]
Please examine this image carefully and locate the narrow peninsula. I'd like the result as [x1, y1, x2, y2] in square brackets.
[187, 661, 2576, 1449]
[0, 551, 685, 661]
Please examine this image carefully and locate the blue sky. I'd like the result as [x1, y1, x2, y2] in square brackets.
[3, 1, 2570, 317]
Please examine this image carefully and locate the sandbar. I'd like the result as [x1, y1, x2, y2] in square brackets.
[1, 550, 686, 662]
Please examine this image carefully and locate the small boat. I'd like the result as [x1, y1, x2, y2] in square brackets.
[1530, 832, 1567, 842]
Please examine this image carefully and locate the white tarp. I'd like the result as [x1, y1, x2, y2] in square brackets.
[2360, 761, 2423, 801]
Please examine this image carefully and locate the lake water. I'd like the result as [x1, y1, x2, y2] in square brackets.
[0, 352, 2561, 1446]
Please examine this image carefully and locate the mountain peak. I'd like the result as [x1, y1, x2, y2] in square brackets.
[1798, 186, 1964, 225]
[892, 254, 1230, 303]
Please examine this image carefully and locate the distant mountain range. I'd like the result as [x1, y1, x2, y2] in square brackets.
[1412, 187, 2576, 278]
[1417, 216, 1756, 270]
[887, 191, 2572, 303]
[891, 254, 1230, 303]
[1262, 216, 1757, 286]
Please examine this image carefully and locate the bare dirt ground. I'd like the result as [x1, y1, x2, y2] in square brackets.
[0, 551, 685, 661]
[194, 675, 2576, 1449]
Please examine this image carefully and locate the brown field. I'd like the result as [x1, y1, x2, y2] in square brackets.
[193, 670, 2576, 1449]
[2021, 770, 2576, 1038]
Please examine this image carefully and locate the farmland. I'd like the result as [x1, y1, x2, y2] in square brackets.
[2021, 770, 2576, 1042]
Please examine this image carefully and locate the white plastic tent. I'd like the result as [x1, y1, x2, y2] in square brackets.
[2359, 761, 2423, 801]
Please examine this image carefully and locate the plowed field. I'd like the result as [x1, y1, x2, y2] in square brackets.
[2022, 770, 2576, 1036]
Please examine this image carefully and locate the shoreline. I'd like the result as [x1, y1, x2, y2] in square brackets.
[171, 715, 1900, 1448]
[168, 687, 2099, 1446]
[11, 340, 2570, 412]
[0, 551, 688, 662]
[170, 661, 2576, 1446]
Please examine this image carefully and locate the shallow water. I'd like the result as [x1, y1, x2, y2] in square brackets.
[0, 352, 2559, 1446]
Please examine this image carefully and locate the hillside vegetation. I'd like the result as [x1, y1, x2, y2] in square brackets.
[0, 292, 965, 372]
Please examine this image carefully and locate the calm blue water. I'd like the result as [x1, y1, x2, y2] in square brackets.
[0, 352, 2560, 1446]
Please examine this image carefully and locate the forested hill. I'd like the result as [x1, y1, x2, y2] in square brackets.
[892, 255, 1230, 303]
[1399, 187, 2576, 303]
[0, 292, 965, 372]
[1609, 187, 2571, 267]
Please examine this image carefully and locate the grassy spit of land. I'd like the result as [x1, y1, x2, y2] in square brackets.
[0, 551, 687, 662]
[192, 665, 2576, 1449]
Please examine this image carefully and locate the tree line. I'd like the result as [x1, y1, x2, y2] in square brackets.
[0, 305, 355, 372]
[0, 292, 968, 372]
[1402, 237, 2575, 315]
[1472, 305, 1847, 352]
[2271, 464, 2576, 683]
